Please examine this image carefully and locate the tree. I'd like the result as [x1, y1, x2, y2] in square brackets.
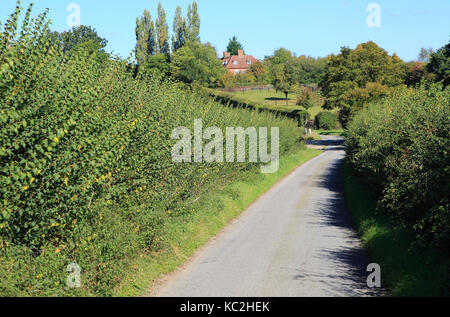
[319, 41, 406, 126]
[135, 10, 156, 65]
[140, 53, 171, 78]
[264, 49, 296, 101]
[155, 2, 169, 54]
[296, 87, 322, 111]
[186, 2, 200, 43]
[48, 25, 107, 56]
[295, 55, 328, 84]
[427, 40, 450, 87]
[247, 61, 267, 82]
[267, 48, 292, 65]
[171, 41, 225, 87]
[172, 6, 186, 52]
[226, 36, 243, 56]
[418, 47, 434, 63]
[272, 61, 296, 102]
[265, 48, 293, 84]
[404, 62, 434, 87]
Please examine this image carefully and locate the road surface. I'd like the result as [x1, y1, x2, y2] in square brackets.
[152, 136, 379, 297]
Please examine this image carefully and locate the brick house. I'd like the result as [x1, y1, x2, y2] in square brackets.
[222, 50, 259, 74]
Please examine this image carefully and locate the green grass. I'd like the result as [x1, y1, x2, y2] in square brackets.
[231, 89, 298, 106]
[230, 89, 323, 118]
[342, 162, 449, 297]
[115, 147, 322, 296]
[226, 89, 326, 118]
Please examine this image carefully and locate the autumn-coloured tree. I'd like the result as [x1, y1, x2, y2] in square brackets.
[319, 41, 406, 126]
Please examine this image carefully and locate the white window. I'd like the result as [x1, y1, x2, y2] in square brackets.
[234, 70, 239, 74]
[247, 60, 251, 65]
[233, 60, 238, 65]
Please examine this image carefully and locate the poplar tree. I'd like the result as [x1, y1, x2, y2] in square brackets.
[172, 6, 186, 52]
[186, 1, 200, 43]
[135, 9, 156, 65]
[155, 2, 169, 54]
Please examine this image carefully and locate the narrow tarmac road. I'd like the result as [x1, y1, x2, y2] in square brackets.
[152, 136, 379, 297]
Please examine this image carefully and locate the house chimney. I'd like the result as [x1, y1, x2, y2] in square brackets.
[223, 51, 230, 58]
[238, 49, 244, 57]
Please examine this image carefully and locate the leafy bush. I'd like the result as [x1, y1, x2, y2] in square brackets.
[337, 82, 392, 127]
[314, 111, 337, 130]
[0, 3, 304, 295]
[346, 84, 450, 248]
[296, 86, 323, 110]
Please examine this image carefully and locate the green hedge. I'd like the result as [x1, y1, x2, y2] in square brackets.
[345, 84, 450, 249]
[0, 4, 304, 295]
[204, 88, 310, 126]
[314, 111, 337, 130]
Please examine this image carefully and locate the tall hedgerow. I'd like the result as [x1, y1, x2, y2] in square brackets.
[345, 84, 450, 248]
[0, 3, 303, 295]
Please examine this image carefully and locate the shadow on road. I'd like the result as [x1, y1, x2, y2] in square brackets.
[303, 151, 384, 297]
[306, 136, 346, 151]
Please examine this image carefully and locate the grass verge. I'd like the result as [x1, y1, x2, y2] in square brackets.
[115, 147, 322, 297]
[342, 162, 449, 297]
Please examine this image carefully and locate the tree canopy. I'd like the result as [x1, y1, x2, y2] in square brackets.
[48, 25, 107, 56]
[427, 40, 450, 87]
[418, 47, 434, 63]
[155, 2, 170, 54]
[135, 9, 156, 65]
[170, 41, 225, 87]
[319, 41, 406, 126]
[172, 6, 186, 52]
[186, 2, 200, 43]
[226, 36, 244, 56]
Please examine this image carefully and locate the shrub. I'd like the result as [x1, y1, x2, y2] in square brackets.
[337, 82, 392, 128]
[346, 84, 450, 248]
[0, 3, 304, 295]
[296, 86, 323, 110]
[314, 111, 337, 130]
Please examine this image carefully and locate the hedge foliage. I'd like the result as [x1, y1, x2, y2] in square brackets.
[314, 111, 337, 130]
[205, 89, 311, 126]
[345, 84, 450, 248]
[0, 3, 303, 295]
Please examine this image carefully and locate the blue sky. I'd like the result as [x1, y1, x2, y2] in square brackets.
[1, 0, 449, 61]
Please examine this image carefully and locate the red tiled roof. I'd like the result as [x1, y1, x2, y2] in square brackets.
[222, 54, 259, 70]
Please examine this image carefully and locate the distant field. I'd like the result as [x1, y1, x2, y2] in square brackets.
[226, 89, 327, 118]
[230, 89, 298, 106]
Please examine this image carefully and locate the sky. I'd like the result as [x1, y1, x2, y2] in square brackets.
[1, 0, 449, 61]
